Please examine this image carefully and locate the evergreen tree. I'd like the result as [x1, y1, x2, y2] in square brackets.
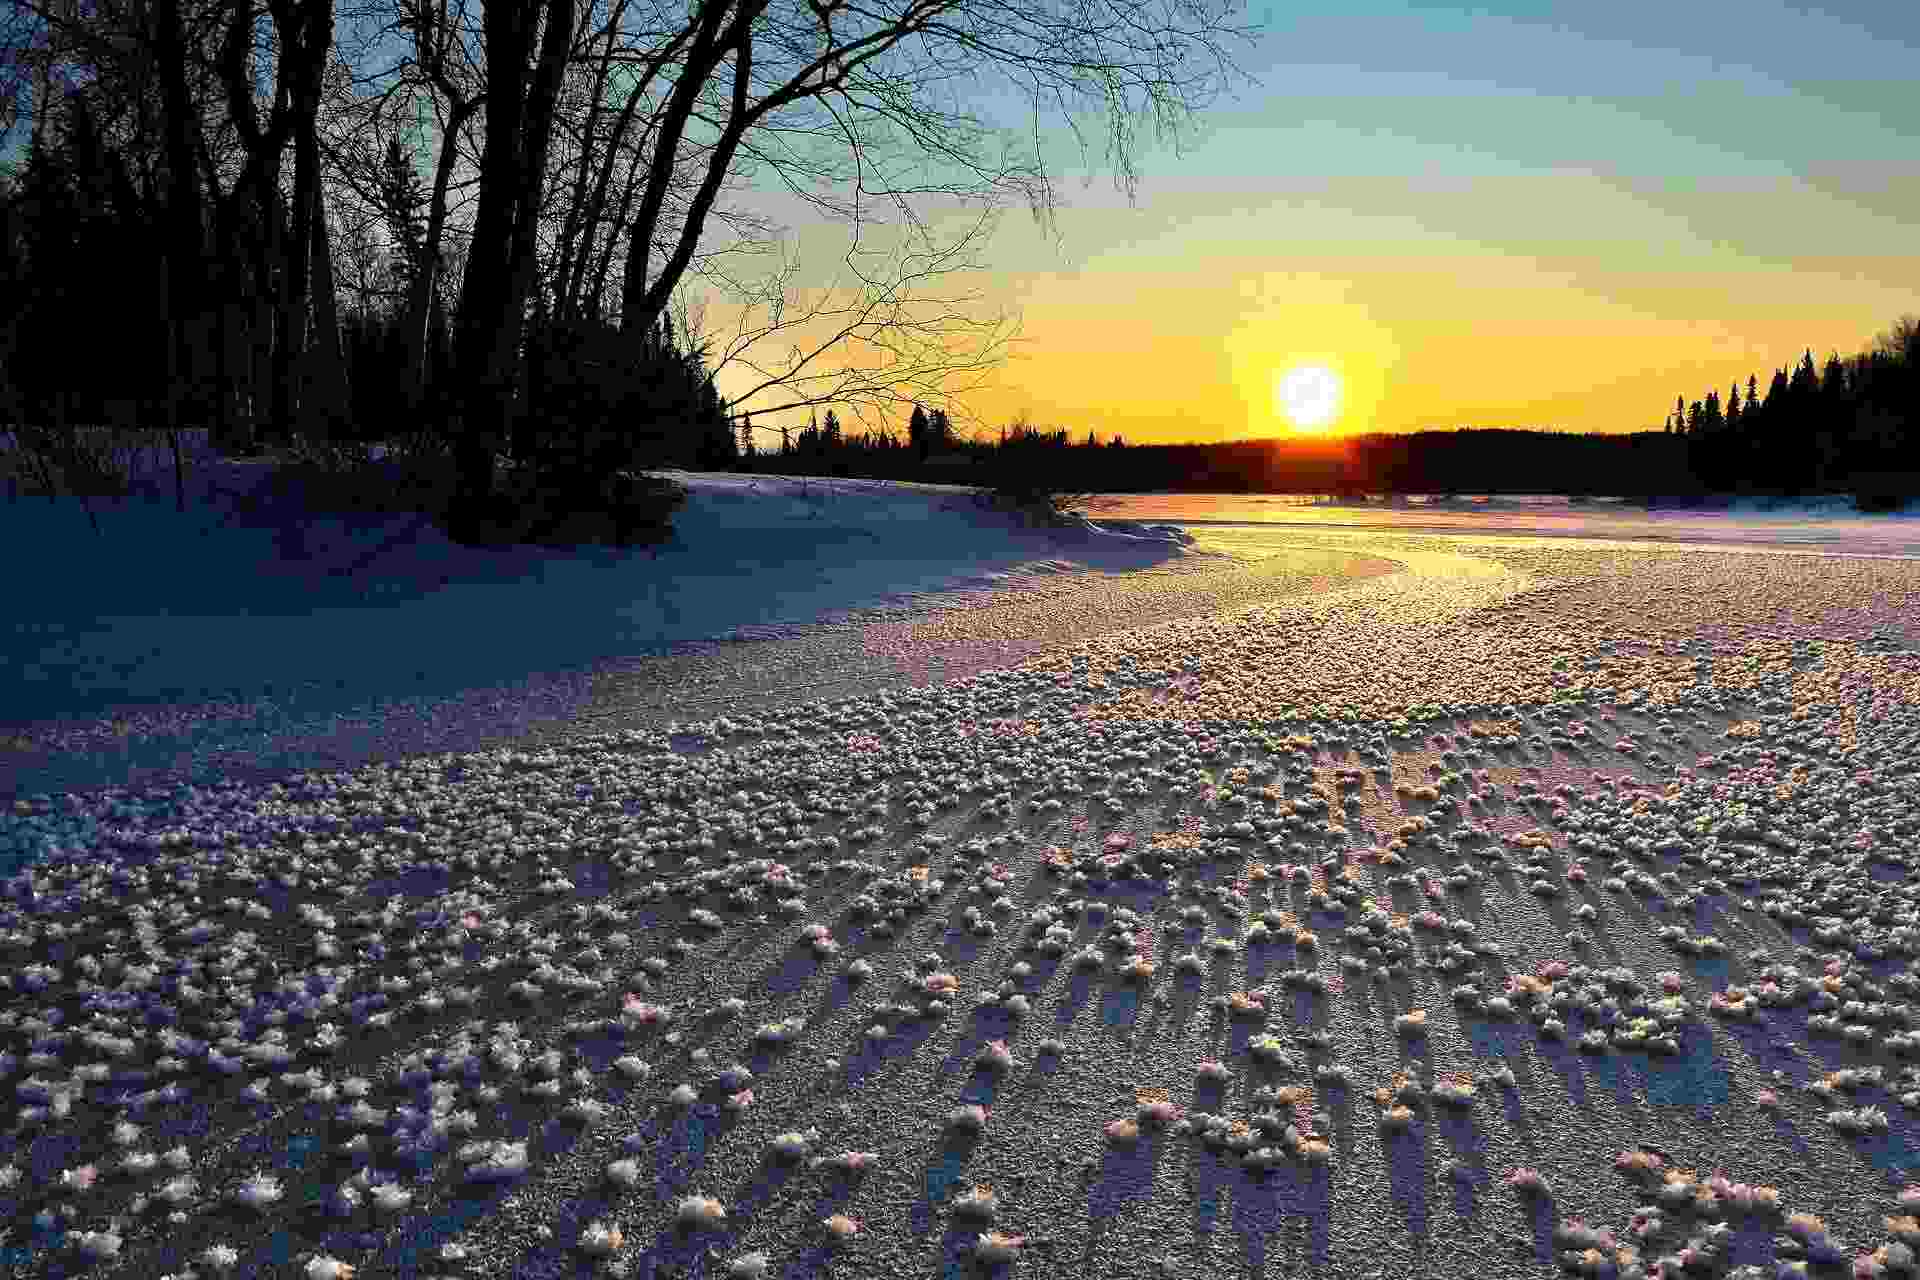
[1726, 382, 1742, 430]
[738, 412, 757, 459]
[376, 139, 432, 306]
[1675, 395, 1687, 435]
[822, 408, 842, 450]
[1758, 366, 1794, 492]
[927, 408, 952, 452]
[1703, 389, 1723, 432]
[1820, 352, 1848, 406]
[1763, 366, 1790, 412]
[908, 403, 930, 457]
[1686, 400, 1703, 435]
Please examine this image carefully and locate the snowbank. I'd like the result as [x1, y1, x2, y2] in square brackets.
[1, 441, 1201, 765]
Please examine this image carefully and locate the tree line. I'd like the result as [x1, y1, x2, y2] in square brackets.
[1669, 316, 1919, 504]
[731, 311, 1917, 505]
[0, 0, 1265, 543]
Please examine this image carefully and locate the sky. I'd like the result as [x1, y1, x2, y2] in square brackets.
[692, 0, 1920, 445]
[7, 0, 1916, 447]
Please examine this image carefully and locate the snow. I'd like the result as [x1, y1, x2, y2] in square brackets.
[1089, 492, 1920, 558]
[8, 425, 1917, 804]
[0, 430, 1196, 797]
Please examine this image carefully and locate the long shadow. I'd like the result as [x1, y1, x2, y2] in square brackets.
[1382, 1121, 1430, 1242]
[1056, 970, 1096, 1028]
[1512, 1197, 1559, 1266]
[912, 1131, 987, 1236]
[1231, 1155, 1332, 1272]
[1191, 1147, 1234, 1241]
[1533, 1035, 1588, 1110]
[1086, 1131, 1161, 1230]
[843, 1006, 941, 1093]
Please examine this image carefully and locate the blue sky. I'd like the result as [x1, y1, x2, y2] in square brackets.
[6, 0, 1914, 441]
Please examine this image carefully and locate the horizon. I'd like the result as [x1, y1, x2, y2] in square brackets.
[695, 0, 1917, 446]
[3, 1, 1913, 450]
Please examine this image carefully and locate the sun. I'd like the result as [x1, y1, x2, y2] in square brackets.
[1276, 364, 1342, 430]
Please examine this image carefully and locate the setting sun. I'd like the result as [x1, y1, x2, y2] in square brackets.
[1277, 364, 1342, 430]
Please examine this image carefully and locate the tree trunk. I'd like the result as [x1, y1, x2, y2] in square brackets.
[449, 0, 578, 536]
[305, 168, 348, 441]
[401, 102, 476, 431]
[151, 0, 205, 470]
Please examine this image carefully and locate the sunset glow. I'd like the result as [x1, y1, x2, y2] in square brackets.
[1277, 364, 1342, 430]
[703, 3, 1917, 446]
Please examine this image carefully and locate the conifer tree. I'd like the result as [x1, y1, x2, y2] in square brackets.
[908, 403, 930, 456]
[376, 140, 432, 307]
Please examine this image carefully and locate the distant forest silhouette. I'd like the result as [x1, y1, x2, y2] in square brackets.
[3, 99, 1914, 516]
[741, 314, 1919, 508]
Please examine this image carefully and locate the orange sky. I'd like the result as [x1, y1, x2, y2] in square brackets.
[689, 3, 1918, 447]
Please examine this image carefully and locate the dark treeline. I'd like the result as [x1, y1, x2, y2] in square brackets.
[2, 50, 1913, 527]
[737, 311, 1918, 505]
[1671, 319, 1920, 505]
[0, 0, 1261, 548]
[741, 416, 1696, 500]
[0, 121, 740, 483]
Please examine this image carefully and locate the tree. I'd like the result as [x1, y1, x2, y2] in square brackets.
[908, 402, 929, 456]
[587, 0, 1268, 449]
[5, 0, 1269, 545]
[442, 0, 581, 539]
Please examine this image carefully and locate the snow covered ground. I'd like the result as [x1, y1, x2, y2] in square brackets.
[5, 440, 1920, 1280]
[8, 433, 1920, 806]
[0, 434, 1202, 802]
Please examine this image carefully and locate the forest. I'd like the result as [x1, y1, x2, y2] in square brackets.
[744, 315, 1918, 509]
[0, 0, 1913, 539]
[0, 0, 1265, 544]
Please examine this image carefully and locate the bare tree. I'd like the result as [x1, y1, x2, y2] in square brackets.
[684, 196, 1024, 441]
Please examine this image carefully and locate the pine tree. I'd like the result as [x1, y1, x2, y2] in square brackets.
[822, 408, 841, 450]
[1759, 366, 1794, 492]
[738, 412, 756, 459]
[376, 139, 432, 306]
[1820, 352, 1847, 403]
[927, 408, 952, 452]
[1675, 395, 1687, 435]
[1703, 390, 1722, 432]
[908, 403, 929, 457]
[1726, 382, 1742, 430]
